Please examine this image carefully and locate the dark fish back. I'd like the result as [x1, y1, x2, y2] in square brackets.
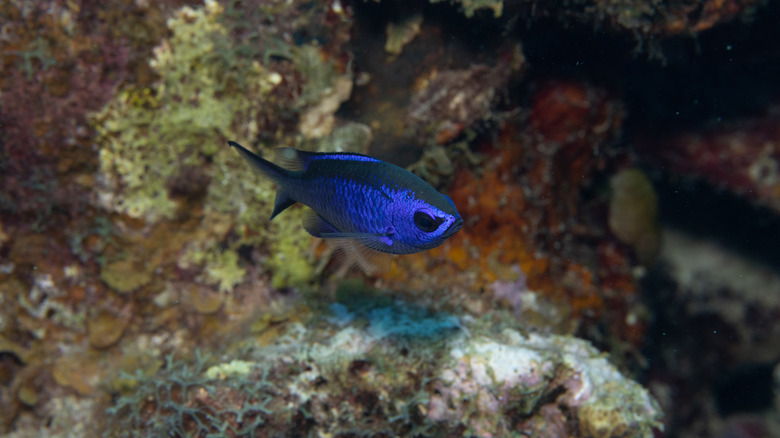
[292, 159, 394, 234]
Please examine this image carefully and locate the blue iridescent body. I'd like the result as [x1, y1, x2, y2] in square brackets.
[228, 141, 463, 256]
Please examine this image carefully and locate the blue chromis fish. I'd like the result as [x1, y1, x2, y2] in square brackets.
[228, 141, 463, 267]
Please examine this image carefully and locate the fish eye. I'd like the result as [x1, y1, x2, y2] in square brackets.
[414, 211, 444, 233]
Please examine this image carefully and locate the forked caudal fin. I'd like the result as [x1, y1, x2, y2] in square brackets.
[227, 141, 288, 182]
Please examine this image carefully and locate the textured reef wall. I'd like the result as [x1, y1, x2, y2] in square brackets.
[105, 294, 661, 437]
[2, 0, 780, 437]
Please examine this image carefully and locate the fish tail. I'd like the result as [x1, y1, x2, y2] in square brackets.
[228, 141, 288, 181]
[228, 141, 296, 220]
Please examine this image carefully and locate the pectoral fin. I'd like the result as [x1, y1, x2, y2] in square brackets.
[326, 238, 394, 275]
[301, 209, 340, 237]
[301, 209, 392, 242]
[301, 209, 395, 273]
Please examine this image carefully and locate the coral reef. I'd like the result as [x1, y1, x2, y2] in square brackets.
[407, 58, 522, 146]
[418, 0, 762, 41]
[3, 0, 780, 436]
[641, 229, 780, 437]
[379, 79, 630, 321]
[92, 0, 282, 223]
[484, 0, 761, 36]
[638, 104, 780, 215]
[1, 0, 353, 433]
[104, 295, 662, 437]
[93, 0, 353, 291]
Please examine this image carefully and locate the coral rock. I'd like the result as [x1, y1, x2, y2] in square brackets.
[88, 310, 129, 349]
[106, 300, 662, 437]
[639, 105, 780, 214]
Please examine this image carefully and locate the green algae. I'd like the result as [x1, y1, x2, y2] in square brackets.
[93, 0, 274, 222]
[266, 210, 315, 290]
[204, 249, 247, 293]
[91, 0, 346, 292]
[204, 359, 255, 380]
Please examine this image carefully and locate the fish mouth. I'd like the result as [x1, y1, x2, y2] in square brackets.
[442, 218, 463, 239]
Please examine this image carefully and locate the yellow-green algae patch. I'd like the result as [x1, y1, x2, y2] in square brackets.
[205, 359, 255, 380]
[93, 0, 276, 222]
[90, 0, 330, 291]
[203, 249, 247, 293]
[265, 209, 316, 290]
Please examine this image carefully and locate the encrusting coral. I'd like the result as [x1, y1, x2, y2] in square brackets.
[92, 0, 352, 292]
[106, 291, 663, 437]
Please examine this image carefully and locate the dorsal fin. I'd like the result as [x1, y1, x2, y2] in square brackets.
[273, 148, 381, 172]
[302, 151, 380, 164]
[273, 147, 306, 171]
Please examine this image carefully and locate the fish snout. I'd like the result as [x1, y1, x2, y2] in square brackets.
[442, 218, 464, 238]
